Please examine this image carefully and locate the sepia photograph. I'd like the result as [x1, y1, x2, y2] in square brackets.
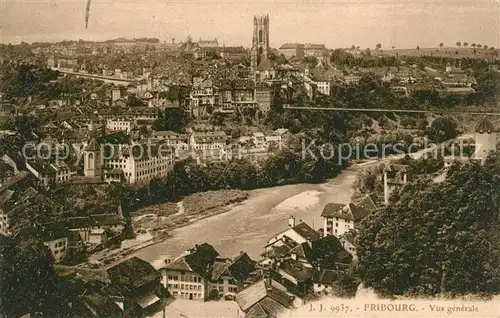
[0, 0, 499, 317]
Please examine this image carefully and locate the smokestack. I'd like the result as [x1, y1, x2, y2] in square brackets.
[288, 216, 295, 228]
[266, 274, 272, 291]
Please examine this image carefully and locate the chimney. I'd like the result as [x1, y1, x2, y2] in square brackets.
[288, 216, 295, 228]
[240, 251, 244, 255]
[299, 219, 303, 224]
[266, 274, 272, 291]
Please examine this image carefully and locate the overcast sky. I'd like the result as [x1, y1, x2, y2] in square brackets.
[1, 0, 499, 49]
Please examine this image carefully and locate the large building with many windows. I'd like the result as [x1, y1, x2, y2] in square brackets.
[83, 138, 174, 185]
[160, 243, 257, 301]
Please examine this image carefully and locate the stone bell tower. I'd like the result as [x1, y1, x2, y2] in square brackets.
[250, 14, 270, 75]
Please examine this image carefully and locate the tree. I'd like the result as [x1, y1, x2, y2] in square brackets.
[357, 161, 500, 297]
[439, 43, 444, 49]
[456, 42, 461, 48]
[152, 107, 188, 133]
[416, 46, 420, 50]
[477, 44, 482, 49]
[0, 238, 73, 317]
[474, 70, 500, 105]
[463, 42, 469, 48]
[376, 43, 382, 50]
[471, 43, 476, 48]
[484, 45, 488, 50]
[427, 116, 458, 142]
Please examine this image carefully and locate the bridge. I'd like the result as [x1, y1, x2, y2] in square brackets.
[283, 105, 500, 116]
[52, 68, 135, 86]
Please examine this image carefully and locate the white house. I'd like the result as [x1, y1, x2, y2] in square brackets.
[321, 203, 369, 238]
[84, 138, 174, 185]
[106, 118, 136, 133]
[265, 217, 321, 253]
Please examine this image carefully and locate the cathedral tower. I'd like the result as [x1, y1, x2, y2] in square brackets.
[250, 15, 270, 75]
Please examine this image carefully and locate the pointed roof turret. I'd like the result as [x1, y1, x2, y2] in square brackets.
[85, 138, 100, 152]
[475, 116, 496, 133]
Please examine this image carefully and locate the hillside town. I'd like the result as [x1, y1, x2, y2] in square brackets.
[1, 4, 500, 318]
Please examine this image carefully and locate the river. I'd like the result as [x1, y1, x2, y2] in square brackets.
[131, 138, 464, 264]
[133, 167, 358, 262]
[131, 169, 356, 261]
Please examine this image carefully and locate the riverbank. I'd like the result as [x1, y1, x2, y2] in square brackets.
[97, 141, 454, 268]
[131, 189, 249, 237]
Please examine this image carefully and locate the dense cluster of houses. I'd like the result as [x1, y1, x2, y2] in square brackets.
[61, 189, 394, 318]
[0, 165, 126, 260]
[1, 119, 293, 188]
[54, 210, 360, 317]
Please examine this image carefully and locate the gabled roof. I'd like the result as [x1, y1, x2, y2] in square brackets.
[85, 138, 100, 152]
[475, 116, 496, 133]
[279, 43, 304, 49]
[312, 268, 340, 285]
[211, 259, 231, 280]
[7, 201, 31, 218]
[321, 203, 370, 223]
[320, 203, 346, 217]
[67, 216, 91, 229]
[0, 189, 14, 207]
[166, 243, 219, 278]
[292, 222, 321, 242]
[82, 291, 123, 317]
[27, 159, 58, 175]
[273, 128, 290, 136]
[226, 252, 256, 282]
[0, 171, 29, 196]
[107, 256, 160, 294]
[279, 259, 313, 282]
[236, 279, 293, 313]
[90, 214, 124, 227]
[354, 194, 378, 212]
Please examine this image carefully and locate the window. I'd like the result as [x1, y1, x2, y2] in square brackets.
[197, 285, 201, 291]
[181, 284, 185, 289]
[218, 286, 224, 292]
[335, 223, 338, 227]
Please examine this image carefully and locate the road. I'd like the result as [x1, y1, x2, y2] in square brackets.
[131, 142, 458, 264]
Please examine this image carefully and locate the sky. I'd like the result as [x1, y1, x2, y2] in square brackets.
[1, 0, 499, 49]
